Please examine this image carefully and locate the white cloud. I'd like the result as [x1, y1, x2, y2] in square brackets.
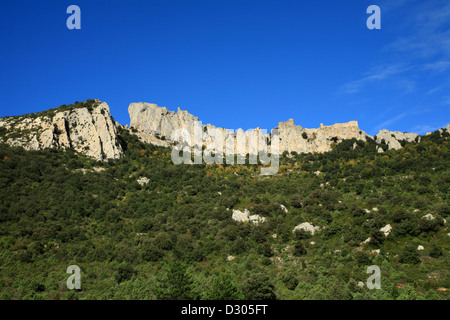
[427, 86, 441, 95]
[383, 1, 450, 60]
[337, 64, 407, 95]
[373, 112, 407, 132]
[423, 61, 450, 73]
[411, 123, 447, 135]
[443, 96, 450, 105]
[339, 1, 450, 98]
[411, 108, 432, 115]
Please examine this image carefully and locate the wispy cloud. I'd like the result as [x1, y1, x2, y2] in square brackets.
[373, 112, 407, 132]
[427, 86, 442, 95]
[443, 96, 450, 105]
[347, 98, 370, 106]
[395, 79, 415, 95]
[383, 1, 450, 60]
[411, 123, 448, 135]
[337, 64, 407, 95]
[340, 1, 450, 97]
[423, 61, 450, 73]
[411, 108, 432, 115]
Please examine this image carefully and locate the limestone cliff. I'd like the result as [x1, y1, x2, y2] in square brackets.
[0, 100, 122, 160]
[128, 102, 381, 155]
[374, 129, 420, 150]
[129, 102, 276, 155]
[128, 102, 198, 147]
[1, 100, 447, 160]
[277, 119, 370, 154]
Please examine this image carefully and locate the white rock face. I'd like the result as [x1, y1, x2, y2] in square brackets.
[128, 102, 199, 147]
[278, 119, 370, 154]
[374, 129, 419, 150]
[249, 214, 267, 224]
[417, 245, 424, 251]
[129, 102, 270, 156]
[232, 209, 266, 224]
[76, 167, 105, 174]
[128, 102, 419, 156]
[380, 224, 392, 237]
[137, 177, 150, 186]
[3, 100, 448, 162]
[293, 222, 320, 235]
[421, 213, 435, 220]
[232, 209, 251, 222]
[0, 100, 122, 161]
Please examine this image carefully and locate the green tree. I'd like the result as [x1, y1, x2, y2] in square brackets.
[242, 273, 276, 300]
[293, 242, 307, 256]
[115, 264, 137, 284]
[156, 261, 195, 300]
[208, 274, 243, 300]
[399, 245, 420, 264]
[429, 242, 443, 258]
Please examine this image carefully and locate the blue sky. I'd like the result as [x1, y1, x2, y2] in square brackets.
[0, 0, 449, 135]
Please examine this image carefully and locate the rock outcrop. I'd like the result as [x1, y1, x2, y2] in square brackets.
[129, 102, 200, 140]
[374, 129, 419, 150]
[0, 100, 122, 161]
[128, 102, 203, 148]
[277, 119, 370, 154]
[422, 213, 435, 221]
[232, 209, 267, 224]
[128, 102, 425, 155]
[137, 177, 150, 186]
[2, 99, 448, 161]
[380, 224, 392, 237]
[129, 102, 269, 155]
[293, 222, 320, 235]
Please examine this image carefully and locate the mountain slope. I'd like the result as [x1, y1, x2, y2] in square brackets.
[0, 100, 436, 162]
[0, 126, 448, 300]
[0, 100, 122, 161]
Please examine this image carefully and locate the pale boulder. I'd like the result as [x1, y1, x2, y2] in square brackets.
[232, 209, 250, 222]
[232, 209, 266, 224]
[421, 213, 435, 220]
[293, 222, 320, 236]
[380, 224, 392, 237]
[137, 177, 150, 186]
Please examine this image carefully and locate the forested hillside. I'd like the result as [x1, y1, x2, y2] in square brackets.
[0, 127, 448, 300]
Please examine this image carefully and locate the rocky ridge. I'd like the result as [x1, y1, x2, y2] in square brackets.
[128, 102, 430, 155]
[1, 100, 448, 161]
[0, 100, 122, 161]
